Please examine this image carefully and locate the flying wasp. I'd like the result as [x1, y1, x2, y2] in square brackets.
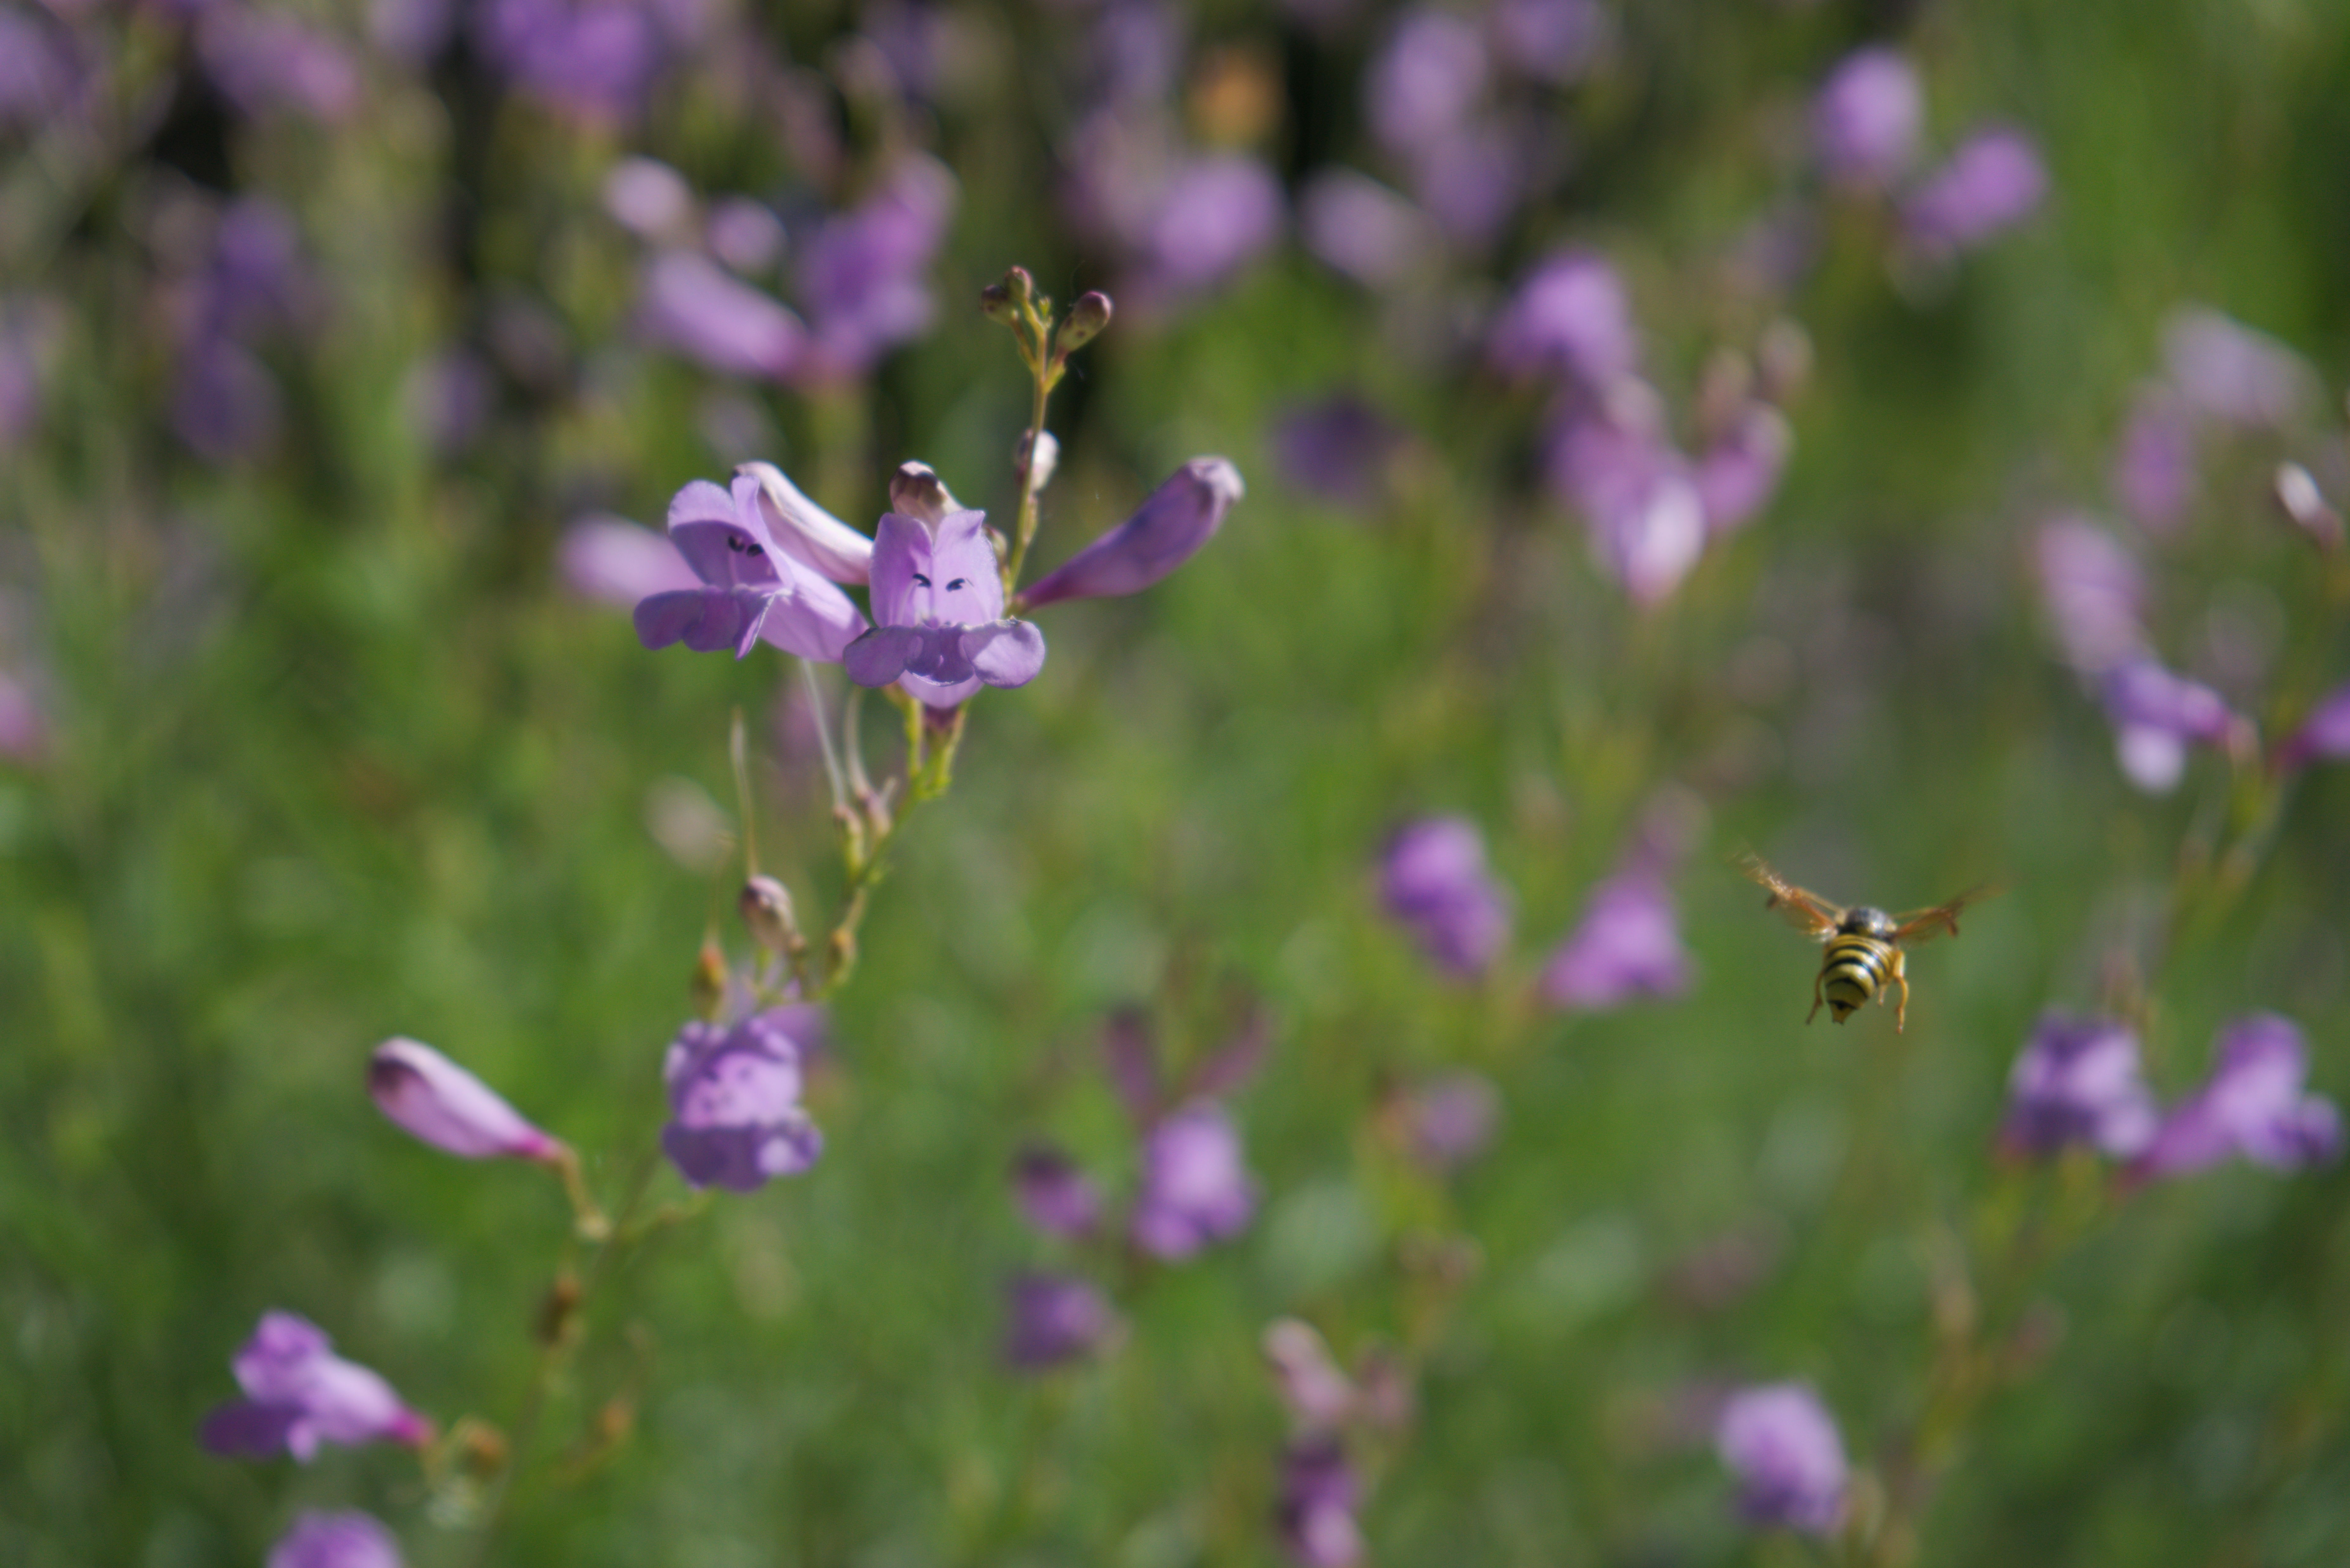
[1734, 852, 2001, 1032]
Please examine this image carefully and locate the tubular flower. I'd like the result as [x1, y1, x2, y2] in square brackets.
[2133, 1014, 2342, 1179]
[661, 1007, 826, 1192]
[368, 1038, 564, 1162]
[633, 474, 868, 661]
[200, 1312, 431, 1462]
[1998, 1012, 2159, 1159]
[1131, 1101, 1256, 1259]
[1020, 458, 1246, 610]
[1378, 816, 1512, 979]
[842, 507, 1046, 707]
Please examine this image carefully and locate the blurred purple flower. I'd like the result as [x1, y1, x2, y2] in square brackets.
[2111, 386, 2198, 531]
[370, 0, 458, 66]
[1273, 396, 1407, 511]
[1900, 127, 2047, 257]
[843, 507, 1045, 707]
[1695, 404, 1791, 535]
[369, 1037, 565, 1163]
[0, 10, 86, 130]
[1405, 124, 1525, 248]
[1263, 1318, 1356, 1432]
[1022, 458, 1245, 609]
[560, 514, 698, 605]
[1004, 1272, 1118, 1370]
[660, 1006, 825, 1192]
[1012, 1144, 1103, 1240]
[1366, 8, 1487, 150]
[1715, 1382, 1847, 1536]
[2134, 1014, 2342, 1180]
[402, 348, 495, 457]
[633, 474, 868, 661]
[2163, 307, 2315, 429]
[638, 250, 804, 381]
[796, 156, 956, 382]
[1137, 154, 1285, 298]
[1999, 1013, 2159, 1159]
[708, 197, 787, 277]
[1131, 1101, 1256, 1259]
[172, 337, 282, 463]
[1548, 400, 1707, 604]
[1299, 169, 1434, 290]
[2101, 657, 2237, 794]
[1402, 1071, 1501, 1169]
[1812, 47, 1921, 191]
[476, 0, 665, 125]
[603, 157, 695, 240]
[0, 669, 47, 763]
[1488, 250, 1639, 389]
[200, 1312, 431, 1462]
[1275, 1436, 1362, 1568]
[1491, 0, 1607, 85]
[269, 1511, 403, 1568]
[1539, 860, 1692, 1010]
[1378, 816, 1511, 979]
[2277, 681, 2350, 771]
[2035, 517, 2146, 675]
[198, 9, 361, 121]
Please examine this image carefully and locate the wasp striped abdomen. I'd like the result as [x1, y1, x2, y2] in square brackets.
[1816, 934, 1894, 1022]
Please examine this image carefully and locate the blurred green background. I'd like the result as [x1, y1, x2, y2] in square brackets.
[6, 0, 2350, 1563]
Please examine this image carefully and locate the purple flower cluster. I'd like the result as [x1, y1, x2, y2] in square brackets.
[1261, 1317, 1412, 1565]
[268, 1511, 403, 1568]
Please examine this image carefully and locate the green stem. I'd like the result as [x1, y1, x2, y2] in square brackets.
[1003, 357, 1057, 594]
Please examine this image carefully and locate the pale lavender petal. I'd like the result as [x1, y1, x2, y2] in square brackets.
[1550, 406, 1706, 604]
[1999, 1013, 2158, 1158]
[1489, 250, 1640, 388]
[1020, 459, 1243, 609]
[2164, 307, 2315, 428]
[756, 578, 868, 663]
[559, 516, 700, 605]
[737, 460, 874, 584]
[928, 509, 1007, 625]
[368, 1037, 563, 1161]
[1379, 816, 1511, 978]
[1695, 405, 1791, 535]
[843, 624, 922, 687]
[868, 512, 931, 629]
[1131, 1102, 1255, 1259]
[602, 157, 694, 239]
[2111, 385, 2198, 531]
[1264, 1320, 1356, 1432]
[269, 1511, 404, 1568]
[1539, 867, 1692, 1010]
[965, 620, 1046, 688]
[208, 1311, 429, 1462]
[1492, 0, 1608, 84]
[2101, 659, 2235, 791]
[708, 197, 786, 276]
[632, 587, 772, 657]
[1366, 7, 1487, 149]
[1140, 155, 1285, 295]
[2135, 1014, 2343, 1178]
[661, 1007, 825, 1192]
[1299, 169, 1435, 289]
[1012, 1145, 1102, 1239]
[2035, 517, 2146, 675]
[1717, 1383, 1847, 1535]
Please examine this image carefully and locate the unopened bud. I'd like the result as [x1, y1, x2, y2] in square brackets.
[889, 461, 964, 524]
[690, 941, 728, 1019]
[981, 266, 1034, 323]
[740, 874, 801, 955]
[2275, 462, 2344, 552]
[1057, 290, 1113, 353]
[1021, 430, 1059, 497]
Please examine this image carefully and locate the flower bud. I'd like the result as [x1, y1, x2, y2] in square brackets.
[739, 874, 801, 956]
[1020, 457, 1245, 609]
[690, 940, 729, 1020]
[1057, 290, 1113, 352]
[888, 461, 964, 526]
[980, 266, 1034, 323]
[2275, 462, 2344, 552]
[368, 1038, 564, 1163]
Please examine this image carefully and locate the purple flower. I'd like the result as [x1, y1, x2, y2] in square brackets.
[1900, 127, 2048, 257]
[2277, 681, 2350, 770]
[1136, 154, 1285, 298]
[1491, 0, 1608, 85]
[1003, 1272, 1118, 1369]
[402, 348, 495, 457]
[560, 514, 699, 605]
[1715, 1383, 1847, 1536]
[0, 11, 85, 131]
[842, 507, 1045, 707]
[2162, 307, 2315, 429]
[1021, 458, 1246, 610]
[200, 1312, 431, 1462]
[2035, 517, 2146, 675]
[269, 1511, 403, 1568]
[1378, 816, 1512, 979]
[603, 157, 695, 240]
[1131, 1102, 1256, 1259]
[476, 0, 666, 125]
[1299, 170, 1435, 290]
[2133, 1014, 2343, 1179]
[1999, 1013, 2159, 1159]
[637, 250, 805, 381]
[1275, 1436, 1362, 1568]
[633, 475, 868, 661]
[2111, 386, 2198, 531]
[1539, 862, 1692, 1010]
[1273, 396, 1408, 511]
[198, 9, 361, 121]
[796, 156, 955, 382]
[1263, 1319, 1356, 1433]
[2101, 658, 2237, 794]
[707, 197, 787, 277]
[0, 668, 47, 763]
[1366, 8, 1488, 150]
[737, 460, 877, 585]
[1401, 1071, 1502, 1169]
[1404, 125, 1526, 248]
[1012, 1144, 1103, 1240]
[1694, 404, 1791, 535]
[369, 1038, 565, 1163]
[1488, 250, 1640, 389]
[660, 1007, 825, 1192]
[1548, 400, 1707, 604]
[1812, 47, 1922, 191]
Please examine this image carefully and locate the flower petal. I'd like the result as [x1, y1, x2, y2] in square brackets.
[929, 509, 1005, 623]
[633, 587, 773, 657]
[1020, 459, 1243, 608]
[737, 460, 874, 584]
[966, 619, 1046, 688]
[843, 623, 923, 686]
[868, 513, 932, 629]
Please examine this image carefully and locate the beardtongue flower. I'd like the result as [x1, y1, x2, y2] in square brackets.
[1019, 458, 1246, 610]
[369, 1038, 565, 1162]
[559, 513, 699, 606]
[1899, 126, 2048, 258]
[2133, 1014, 2343, 1179]
[634, 474, 868, 661]
[842, 506, 1046, 707]
[1998, 1012, 2159, 1159]
[2101, 657, 2238, 794]
[1379, 816, 1512, 979]
[1131, 1101, 1257, 1259]
[1539, 860, 1693, 1010]
[269, 1511, 403, 1568]
[661, 1006, 825, 1192]
[1715, 1382, 1848, 1536]
[200, 1312, 431, 1462]
[1812, 47, 1922, 191]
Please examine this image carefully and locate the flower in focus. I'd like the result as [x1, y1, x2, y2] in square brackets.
[842, 506, 1046, 707]
[1899, 126, 2048, 259]
[1812, 47, 1922, 191]
[1274, 1436, 1363, 1568]
[633, 474, 868, 661]
[2100, 657, 2239, 794]
[1378, 816, 1512, 979]
[1012, 1144, 1103, 1240]
[1999, 1012, 2159, 1159]
[268, 1511, 403, 1568]
[369, 1038, 565, 1162]
[200, 1312, 431, 1462]
[1131, 1101, 1256, 1260]
[1003, 1272, 1119, 1370]
[660, 1007, 826, 1192]
[1020, 459, 1246, 610]
[1715, 1382, 1847, 1536]
[2133, 1014, 2343, 1180]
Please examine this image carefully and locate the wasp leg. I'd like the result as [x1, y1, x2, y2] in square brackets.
[1889, 950, 1910, 1032]
[1806, 970, 1824, 1024]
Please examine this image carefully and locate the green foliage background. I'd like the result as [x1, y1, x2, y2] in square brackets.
[5, 0, 2350, 1564]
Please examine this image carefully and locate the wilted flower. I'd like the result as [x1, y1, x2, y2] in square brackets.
[1812, 48, 1922, 191]
[268, 1511, 403, 1568]
[1378, 816, 1512, 979]
[1020, 459, 1246, 610]
[1274, 1436, 1362, 1568]
[2101, 658, 2237, 794]
[1900, 127, 2048, 257]
[2133, 1014, 2342, 1179]
[637, 251, 804, 381]
[843, 508, 1046, 707]
[2035, 517, 2146, 675]
[1012, 1144, 1103, 1240]
[1539, 861, 1693, 1010]
[1999, 1013, 2159, 1158]
[633, 474, 868, 662]
[660, 1007, 825, 1192]
[1715, 1382, 1847, 1536]
[369, 1038, 565, 1163]
[1003, 1272, 1118, 1369]
[200, 1312, 431, 1462]
[1131, 1102, 1256, 1259]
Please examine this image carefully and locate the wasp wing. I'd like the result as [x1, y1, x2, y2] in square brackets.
[1733, 852, 1846, 940]
[1888, 883, 2004, 946]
